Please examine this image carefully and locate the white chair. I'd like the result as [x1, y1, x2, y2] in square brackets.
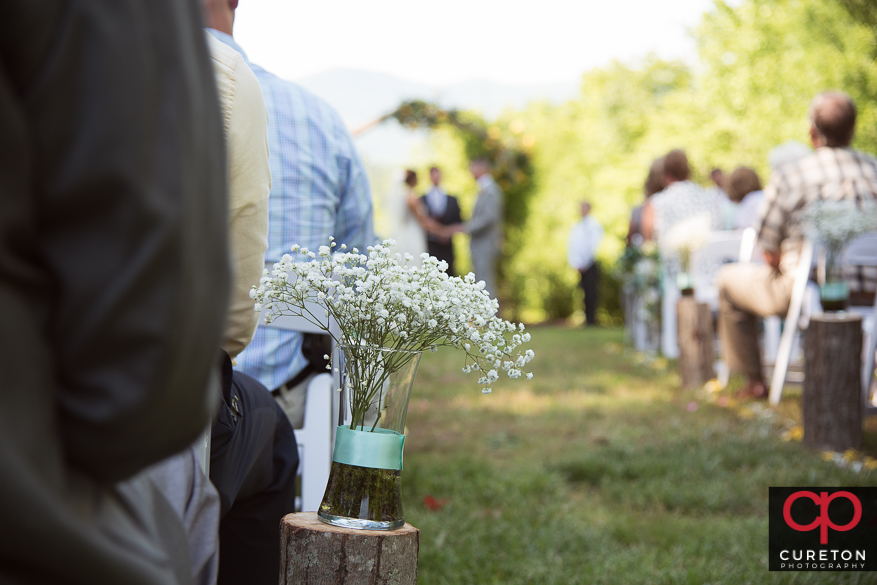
[259, 304, 342, 513]
[768, 241, 815, 405]
[691, 231, 746, 311]
[662, 231, 742, 362]
[843, 232, 877, 414]
[660, 272, 680, 359]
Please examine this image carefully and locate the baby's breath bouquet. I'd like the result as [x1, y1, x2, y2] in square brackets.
[253, 239, 534, 427]
[252, 238, 535, 529]
[803, 199, 877, 279]
[803, 199, 877, 310]
[661, 214, 711, 292]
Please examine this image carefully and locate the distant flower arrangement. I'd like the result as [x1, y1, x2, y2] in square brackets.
[803, 199, 877, 255]
[661, 214, 712, 271]
[617, 240, 661, 322]
[251, 239, 535, 429]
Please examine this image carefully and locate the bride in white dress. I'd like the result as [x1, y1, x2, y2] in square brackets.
[386, 169, 432, 263]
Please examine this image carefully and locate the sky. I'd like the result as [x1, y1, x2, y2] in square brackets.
[233, 0, 732, 87]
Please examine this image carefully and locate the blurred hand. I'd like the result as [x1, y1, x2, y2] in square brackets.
[763, 250, 781, 270]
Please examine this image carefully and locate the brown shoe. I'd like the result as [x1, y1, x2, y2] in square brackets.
[736, 381, 768, 399]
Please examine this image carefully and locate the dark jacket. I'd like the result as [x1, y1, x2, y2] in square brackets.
[0, 1, 229, 583]
[420, 192, 462, 273]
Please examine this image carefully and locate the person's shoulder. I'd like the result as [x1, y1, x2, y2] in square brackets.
[205, 33, 243, 81]
[254, 71, 342, 117]
[847, 148, 877, 170]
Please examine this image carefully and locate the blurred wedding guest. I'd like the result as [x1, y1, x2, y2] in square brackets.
[389, 170, 429, 261]
[726, 166, 763, 230]
[628, 157, 665, 246]
[209, 2, 373, 398]
[0, 2, 230, 584]
[147, 30, 275, 585]
[568, 202, 605, 326]
[709, 167, 740, 229]
[422, 166, 463, 274]
[205, 3, 374, 582]
[717, 91, 877, 398]
[642, 149, 723, 242]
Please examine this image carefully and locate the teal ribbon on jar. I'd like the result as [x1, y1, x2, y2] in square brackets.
[676, 272, 695, 294]
[332, 425, 406, 470]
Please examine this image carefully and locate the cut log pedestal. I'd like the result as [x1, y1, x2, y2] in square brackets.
[280, 512, 419, 585]
[803, 314, 864, 452]
[676, 297, 715, 389]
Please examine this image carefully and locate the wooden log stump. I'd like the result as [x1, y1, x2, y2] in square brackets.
[803, 313, 863, 451]
[676, 297, 714, 388]
[280, 512, 419, 585]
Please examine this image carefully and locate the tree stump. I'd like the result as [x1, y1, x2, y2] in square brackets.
[676, 297, 714, 388]
[280, 512, 419, 585]
[803, 313, 863, 451]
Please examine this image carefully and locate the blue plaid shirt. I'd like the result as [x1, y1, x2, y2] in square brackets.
[210, 30, 375, 390]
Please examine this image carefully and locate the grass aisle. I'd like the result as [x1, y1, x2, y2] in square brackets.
[402, 326, 877, 585]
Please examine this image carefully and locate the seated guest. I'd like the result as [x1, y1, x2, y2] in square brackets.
[147, 26, 278, 585]
[205, 2, 374, 582]
[726, 166, 763, 230]
[709, 167, 739, 229]
[628, 157, 665, 246]
[717, 91, 877, 398]
[642, 149, 723, 242]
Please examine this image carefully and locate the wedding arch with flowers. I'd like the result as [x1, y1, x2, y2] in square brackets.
[358, 100, 537, 320]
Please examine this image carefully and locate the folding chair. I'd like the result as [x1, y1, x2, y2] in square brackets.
[768, 241, 815, 405]
[843, 232, 877, 414]
[660, 271, 680, 359]
[691, 231, 745, 311]
[680, 230, 745, 385]
[259, 299, 342, 512]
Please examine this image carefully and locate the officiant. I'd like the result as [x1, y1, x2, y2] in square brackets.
[568, 201, 605, 327]
[421, 166, 463, 275]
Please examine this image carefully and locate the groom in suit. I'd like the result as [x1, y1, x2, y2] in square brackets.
[448, 158, 504, 296]
[421, 166, 463, 275]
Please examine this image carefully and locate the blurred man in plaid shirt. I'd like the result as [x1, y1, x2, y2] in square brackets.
[717, 91, 877, 398]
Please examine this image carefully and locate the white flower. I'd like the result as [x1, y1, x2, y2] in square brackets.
[803, 200, 877, 271]
[250, 238, 535, 425]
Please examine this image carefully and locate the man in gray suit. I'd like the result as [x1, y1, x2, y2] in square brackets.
[457, 158, 504, 297]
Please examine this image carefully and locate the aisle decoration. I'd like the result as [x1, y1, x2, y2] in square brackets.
[803, 200, 877, 311]
[661, 215, 711, 295]
[616, 241, 662, 350]
[252, 239, 535, 529]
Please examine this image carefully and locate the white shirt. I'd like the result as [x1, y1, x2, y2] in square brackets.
[426, 185, 447, 216]
[651, 180, 723, 242]
[477, 174, 495, 190]
[568, 215, 604, 271]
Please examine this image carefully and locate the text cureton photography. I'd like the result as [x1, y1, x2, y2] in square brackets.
[769, 487, 877, 571]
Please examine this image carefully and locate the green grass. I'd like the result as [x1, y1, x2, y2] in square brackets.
[401, 326, 877, 584]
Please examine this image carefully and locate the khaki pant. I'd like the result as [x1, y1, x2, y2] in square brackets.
[717, 263, 795, 380]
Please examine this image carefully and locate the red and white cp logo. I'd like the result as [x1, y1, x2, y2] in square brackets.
[783, 491, 862, 544]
